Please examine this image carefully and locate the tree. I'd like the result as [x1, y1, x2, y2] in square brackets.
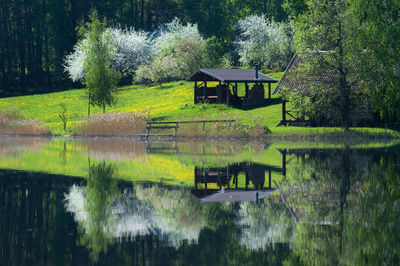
[351, 0, 400, 121]
[293, 0, 363, 130]
[135, 18, 204, 83]
[76, 11, 120, 114]
[111, 27, 154, 77]
[64, 26, 153, 83]
[203, 36, 231, 68]
[236, 15, 295, 69]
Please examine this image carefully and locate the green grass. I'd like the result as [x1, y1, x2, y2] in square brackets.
[0, 71, 399, 138]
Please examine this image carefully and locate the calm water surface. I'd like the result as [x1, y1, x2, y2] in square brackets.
[0, 137, 400, 265]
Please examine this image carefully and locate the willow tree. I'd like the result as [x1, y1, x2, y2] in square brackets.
[80, 11, 120, 115]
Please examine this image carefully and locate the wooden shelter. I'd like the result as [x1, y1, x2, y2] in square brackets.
[274, 53, 373, 126]
[188, 68, 278, 106]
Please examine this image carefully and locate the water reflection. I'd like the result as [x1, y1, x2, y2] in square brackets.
[1, 138, 400, 265]
[192, 163, 278, 202]
[0, 136, 49, 156]
[65, 161, 119, 261]
[279, 146, 400, 265]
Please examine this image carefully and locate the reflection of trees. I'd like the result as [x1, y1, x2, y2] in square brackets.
[280, 150, 400, 265]
[65, 161, 119, 262]
[135, 185, 208, 244]
[236, 198, 296, 250]
[0, 170, 84, 265]
[340, 156, 400, 265]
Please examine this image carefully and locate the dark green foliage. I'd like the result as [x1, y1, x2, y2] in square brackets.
[203, 36, 229, 68]
[282, 0, 307, 17]
[351, 0, 400, 121]
[80, 11, 120, 114]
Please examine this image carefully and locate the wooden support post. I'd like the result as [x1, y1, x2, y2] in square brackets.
[145, 123, 150, 138]
[282, 100, 286, 121]
[226, 166, 229, 189]
[234, 83, 238, 97]
[194, 81, 198, 104]
[174, 140, 178, 154]
[195, 170, 198, 189]
[269, 169, 271, 188]
[226, 83, 230, 106]
[245, 83, 249, 97]
[174, 123, 178, 137]
[204, 81, 207, 102]
[235, 172, 238, 188]
[218, 81, 221, 103]
[268, 83, 271, 100]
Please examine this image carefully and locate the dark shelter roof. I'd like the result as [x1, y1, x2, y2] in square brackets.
[188, 68, 278, 83]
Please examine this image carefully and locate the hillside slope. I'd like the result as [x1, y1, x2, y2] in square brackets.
[0, 73, 284, 134]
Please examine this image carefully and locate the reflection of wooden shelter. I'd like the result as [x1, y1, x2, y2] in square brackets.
[188, 69, 278, 106]
[191, 162, 279, 202]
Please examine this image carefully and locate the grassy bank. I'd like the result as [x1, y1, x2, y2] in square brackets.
[0, 71, 399, 139]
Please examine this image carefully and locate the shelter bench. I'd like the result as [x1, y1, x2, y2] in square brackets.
[140, 120, 236, 139]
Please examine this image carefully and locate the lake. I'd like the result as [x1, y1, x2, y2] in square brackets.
[1, 137, 399, 265]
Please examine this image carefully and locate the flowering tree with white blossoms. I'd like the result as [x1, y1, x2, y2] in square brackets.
[64, 27, 154, 81]
[154, 18, 203, 57]
[236, 15, 295, 69]
[135, 18, 204, 83]
[110, 28, 154, 76]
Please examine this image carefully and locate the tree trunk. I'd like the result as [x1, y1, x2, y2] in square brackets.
[88, 94, 91, 117]
[103, 99, 105, 114]
[337, 20, 350, 131]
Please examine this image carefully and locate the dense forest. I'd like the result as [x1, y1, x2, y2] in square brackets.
[1, 0, 399, 125]
[0, 0, 288, 94]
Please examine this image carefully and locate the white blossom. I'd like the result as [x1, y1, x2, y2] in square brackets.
[236, 15, 295, 69]
[111, 28, 154, 76]
[64, 27, 154, 81]
[154, 18, 203, 57]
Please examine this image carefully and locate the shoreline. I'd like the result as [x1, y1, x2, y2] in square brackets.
[1, 129, 399, 142]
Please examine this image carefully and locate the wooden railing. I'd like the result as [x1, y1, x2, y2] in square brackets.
[140, 119, 236, 139]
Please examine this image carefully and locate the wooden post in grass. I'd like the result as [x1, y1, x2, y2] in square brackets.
[88, 94, 91, 117]
[218, 81, 221, 103]
[268, 83, 271, 100]
[204, 81, 207, 102]
[282, 100, 286, 121]
[234, 83, 238, 97]
[282, 151, 287, 177]
[269, 169, 271, 188]
[226, 83, 230, 106]
[194, 81, 198, 104]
